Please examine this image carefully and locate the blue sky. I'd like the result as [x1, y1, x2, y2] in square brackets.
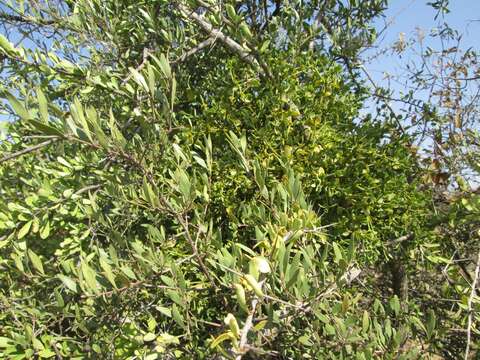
[365, 0, 480, 91]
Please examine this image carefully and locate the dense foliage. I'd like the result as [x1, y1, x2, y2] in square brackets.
[0, 0, 478, 359]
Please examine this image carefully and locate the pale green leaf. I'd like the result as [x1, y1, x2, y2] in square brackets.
[0, 337, 13, 348]
[129, 67, 149, 92]
[18, 220, 32, 239]
[58, 275, 77, 293]
[37, 88, 49, 123]
[210, 332, 233, 349]
[171, 304, 185, 329]
[81, 261, 99, 293]
[0, 34, 15, 54]
[28, 249, 45, 275]
[143, 333, 156, 342]
[6, 92, 31, 120]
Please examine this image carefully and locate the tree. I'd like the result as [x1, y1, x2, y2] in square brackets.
[0, 0, 477, 359]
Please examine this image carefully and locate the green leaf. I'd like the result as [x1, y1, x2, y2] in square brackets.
[175, 169, 191, 199]
[171, 76, 176, 109]
[146, 63, 156, 96]
[239, 22, 253, 41]
[286, 268, 301, 289]
[332, 242, 343, 263]
[171, 304, 185, 329]
[210, 332, 232, 349]
[152, 53, 171, 79]
[87, 107, 109, 149]
[143, 333, 156, 342]
[81, 261, 99, 293]
[234, 283, 248, 312]
[28, 249, 45, 275]
[0, 337, 13, 348]
[139, 8, 154, 27]
[156, 333, 179, 345]
[0, 34, 15, 54]
[37, 88, 49, 123]
[244, 274, 263, 297]
[147, 317, 157, 332]
[40, 221, 50, 240]
[362, 311, 369, 333]
[6, 92, 31, 120]
[71, 98, 92, 141]
[167, 289, 183, 307]
[161, 275, 175, 287]
[58, 275, 77, 293]
[18, 220, 32, 239]
[29, 119, 64, 137]
[99, 257, 117, 288]
[389, 295, 400, 316]
[129, 67, 149, 92]
[38, 349, 56, 358]
[121, 266, 137, 280]
[282, 243, 292, 276]
[286, 252, 301, 287]
[226, 4, 236, 20]
[143, 177, 159, 207]
[193, 155, 207, 169]
[156, 306, 172, 318]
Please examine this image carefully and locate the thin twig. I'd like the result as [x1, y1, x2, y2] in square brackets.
[173, 37, 216, 65]
[360, 65, 408, 136]
[196, 0, 234, 27]
[236, 298, 259, 360]
[122, 48, 151, 85]
[0, 12, 57, 26]
[0, 138, 61, 163]
[465, 249, 480, 360]
[282, 224, 337, 243]
[176, 215, 217, 288]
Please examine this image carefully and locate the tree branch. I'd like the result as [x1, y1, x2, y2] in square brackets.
[0, 12, 57, 26]
[236, 298, 259, 360]
[173, 37, 216, 65]
[175, 3, 268, 77]
[0, 138, 61, 163]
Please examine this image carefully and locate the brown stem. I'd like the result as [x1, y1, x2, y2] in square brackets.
[0, 138, 61, 163]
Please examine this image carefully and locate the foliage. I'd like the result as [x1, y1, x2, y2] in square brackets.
[0, 0, 478, 359]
